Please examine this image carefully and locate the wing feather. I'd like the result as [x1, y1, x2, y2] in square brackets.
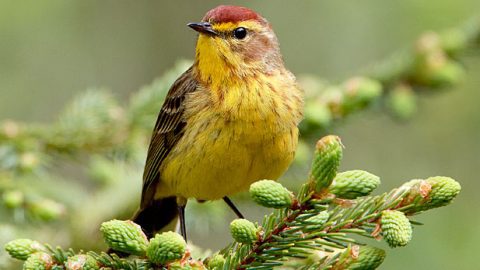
[141, 66, 198, 208]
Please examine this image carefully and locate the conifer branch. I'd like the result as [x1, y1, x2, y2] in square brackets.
[1, 18, 475, 270]
[4, 135, 461, 269]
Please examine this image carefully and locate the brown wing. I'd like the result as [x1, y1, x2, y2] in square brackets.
[141, 66, 198, 208]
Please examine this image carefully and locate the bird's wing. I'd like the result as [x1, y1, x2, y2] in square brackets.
[141, 66, 198, 208]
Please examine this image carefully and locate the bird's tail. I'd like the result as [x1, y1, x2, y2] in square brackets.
[132, 196, 178, 239]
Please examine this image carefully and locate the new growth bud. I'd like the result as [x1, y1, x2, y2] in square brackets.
[387, 84, 418, 120]
[249, 180, 293, 208]
[381, 210, 412, 248]
[425, 176, 461, 209]
[208, 254, 226, 270]
[342, 77, 383, 113]
[146, 231, 186, 265]
[100, 220, 148, 256]
[304, 100, 332, 129]
[2, 190, 24, 209]
[329, 170, 380, 199]
[23, 252, 53, 270]
[334, 245, 386, 270]
[5, 239, 45, 261]
[30, 199, 65, 221]
[401, 176, 461, 213]
[427, 60, 465, 87]
[230, 219, 258, 244]
[65, 254, 99, 270]
[309, 135, 343, 192]
[412, 32, 465, 87]
[348, 246, 386, 270]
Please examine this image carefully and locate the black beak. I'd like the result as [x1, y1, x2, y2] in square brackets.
[187, 22, 218, 36]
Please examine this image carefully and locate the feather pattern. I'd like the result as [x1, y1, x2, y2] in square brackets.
[141, 66, 198, 208]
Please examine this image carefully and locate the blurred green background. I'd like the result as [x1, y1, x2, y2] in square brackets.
[1, 0, 479, 269]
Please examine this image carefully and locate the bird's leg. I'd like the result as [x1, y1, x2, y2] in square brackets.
[223, 196, 245, 219]
[176, 197, 188, 241]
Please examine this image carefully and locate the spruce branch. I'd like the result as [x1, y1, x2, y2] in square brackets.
[4, 135, 461, 269]
[0, 19, 480, 227]
[0, 18, 473, 269]
[300, 17, 480, 133]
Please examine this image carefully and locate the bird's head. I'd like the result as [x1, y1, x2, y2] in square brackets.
[189, 5, 283, 82]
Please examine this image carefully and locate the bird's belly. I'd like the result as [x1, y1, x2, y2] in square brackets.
[158, 119, 298, 200]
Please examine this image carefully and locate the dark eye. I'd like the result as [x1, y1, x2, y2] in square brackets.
[233, 27, 247, 39]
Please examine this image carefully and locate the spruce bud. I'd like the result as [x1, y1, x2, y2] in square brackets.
[424, 176, 461, 210]
[23, 252, 53, 270]
[5, 239, 45, 261]
[309, 135, 343, 192]
[343, 77, 383, 112]
[146, 231, 186, 265]
[304, 100, 332, 128]
[3, 190, 24, 209]
[208, 254, 225, 270]
[387, 84, 417, 120]
[229, 219, 258, 244]
[329, 170, 380, 199]
[348, 245, 386, 270]
[401, 177, 461, 213]
[250, 180, 293, 208]
[30, 199, 65, 221]
[100, 220, 148, 255]
[65, 254, 99, 270]
[381, 210, 412, 248]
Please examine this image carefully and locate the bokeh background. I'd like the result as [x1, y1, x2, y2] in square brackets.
[1, 1, 479, 269]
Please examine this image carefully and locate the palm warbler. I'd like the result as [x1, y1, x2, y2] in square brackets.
[134, 5, 303, 239]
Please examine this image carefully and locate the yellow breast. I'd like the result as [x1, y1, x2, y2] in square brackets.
[156, 71, 303, 200]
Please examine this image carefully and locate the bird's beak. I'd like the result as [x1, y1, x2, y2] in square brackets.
[187, 22, 218, 36]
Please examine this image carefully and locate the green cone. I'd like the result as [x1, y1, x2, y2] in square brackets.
[65, 254, 99, 270]
[309, 135, 343, 192]
[428, 60, 465, 87]
[249, 180, 293, 208]
[146, 231, 186, 265]
[349, 246, 386, 270]
[82, 255, 100, 270]
[207, 254, 225, 270]
[30, 199, 65, 221]
[100, 220, 148, 255]
[23, 252, 53, 270]
[411, 37, 465, 88]
[329, 170, 380, 199]
[304, 100, 332, 128]
[425, 176, 461, 209]
[381, 210, 412, 248]
[230, 219, 258, 244]
[387, 84, 417, 120]
[3, 190, 24, 209]
[342, 77, 383, 113]
[401, 177, 461, 213]
[5, 239, 45, 261]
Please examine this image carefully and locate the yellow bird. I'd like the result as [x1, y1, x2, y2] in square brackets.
[133, 5, 304, 240]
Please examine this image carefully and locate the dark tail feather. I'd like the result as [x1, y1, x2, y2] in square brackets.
[132, 196, 178, 239]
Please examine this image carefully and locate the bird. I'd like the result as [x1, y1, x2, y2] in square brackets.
[133, 5, 304, 241]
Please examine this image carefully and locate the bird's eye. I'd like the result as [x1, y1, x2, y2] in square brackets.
[233, 27, 247, 39]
